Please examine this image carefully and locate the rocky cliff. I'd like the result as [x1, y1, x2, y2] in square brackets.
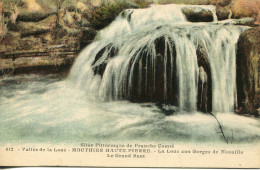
[237, 27, 260, 117]
[0, 0, 98, 76]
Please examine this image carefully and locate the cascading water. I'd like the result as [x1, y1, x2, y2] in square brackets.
[1, 4, 260, 144]
[69, 4, 248, 113]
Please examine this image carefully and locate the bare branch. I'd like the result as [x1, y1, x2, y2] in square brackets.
[210, 112, 229, 144]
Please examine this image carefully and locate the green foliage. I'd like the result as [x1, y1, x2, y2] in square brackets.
[134, 0, 151, 8]
[88, 0, 149, 30]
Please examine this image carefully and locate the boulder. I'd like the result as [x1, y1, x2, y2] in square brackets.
[21, 0, 42, 12]
[216, 6, 231, 20]
[77, 2, 88, 12]
[17, 11, 56, 22]
[236, 27, 260, 117]
[18, 14, 57, 36]
[215, 0, 232, 7]
[63, 10, 75, 26]
[196, 44, 212, 113]
[126, 36, 178, 105]
[234, 17, 255, 27]
[92, 43, 117, 76]
[90, 0, 103, 7]
[182, 7, 214, 22]
[231, 0, 259, 20]
[208, 0, 232, 7]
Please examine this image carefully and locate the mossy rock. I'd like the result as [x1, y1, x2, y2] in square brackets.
[18, 14, 57, 37]
[182, 7, 214, 22]
[87, 0, 149, 30]
[236, 27, 260, 117]
[17, 10, 56, 22]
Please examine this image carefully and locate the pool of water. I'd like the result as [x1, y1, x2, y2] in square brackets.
[0, 74, 259, 145]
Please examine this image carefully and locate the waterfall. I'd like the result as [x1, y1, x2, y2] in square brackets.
[1, 4, 260, 145]
[69, 4, 249, 113]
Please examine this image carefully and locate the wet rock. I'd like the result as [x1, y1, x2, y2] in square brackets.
[91, 35, 216, 111]
[198, 67, 209, 112]
[196, 44, 212, 113]
[236, 27, 260, 116]
[92, 43, 117, 76]
[234, 17, 255, 27]
[182, 7, 214, 22]
[152, 37, 177, 105]
[93, 36, 178, 105]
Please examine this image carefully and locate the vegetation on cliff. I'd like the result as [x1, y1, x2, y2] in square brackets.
[87, 0, 149, 30]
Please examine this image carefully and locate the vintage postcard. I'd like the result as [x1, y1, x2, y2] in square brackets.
[0, 0, 259, 168]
